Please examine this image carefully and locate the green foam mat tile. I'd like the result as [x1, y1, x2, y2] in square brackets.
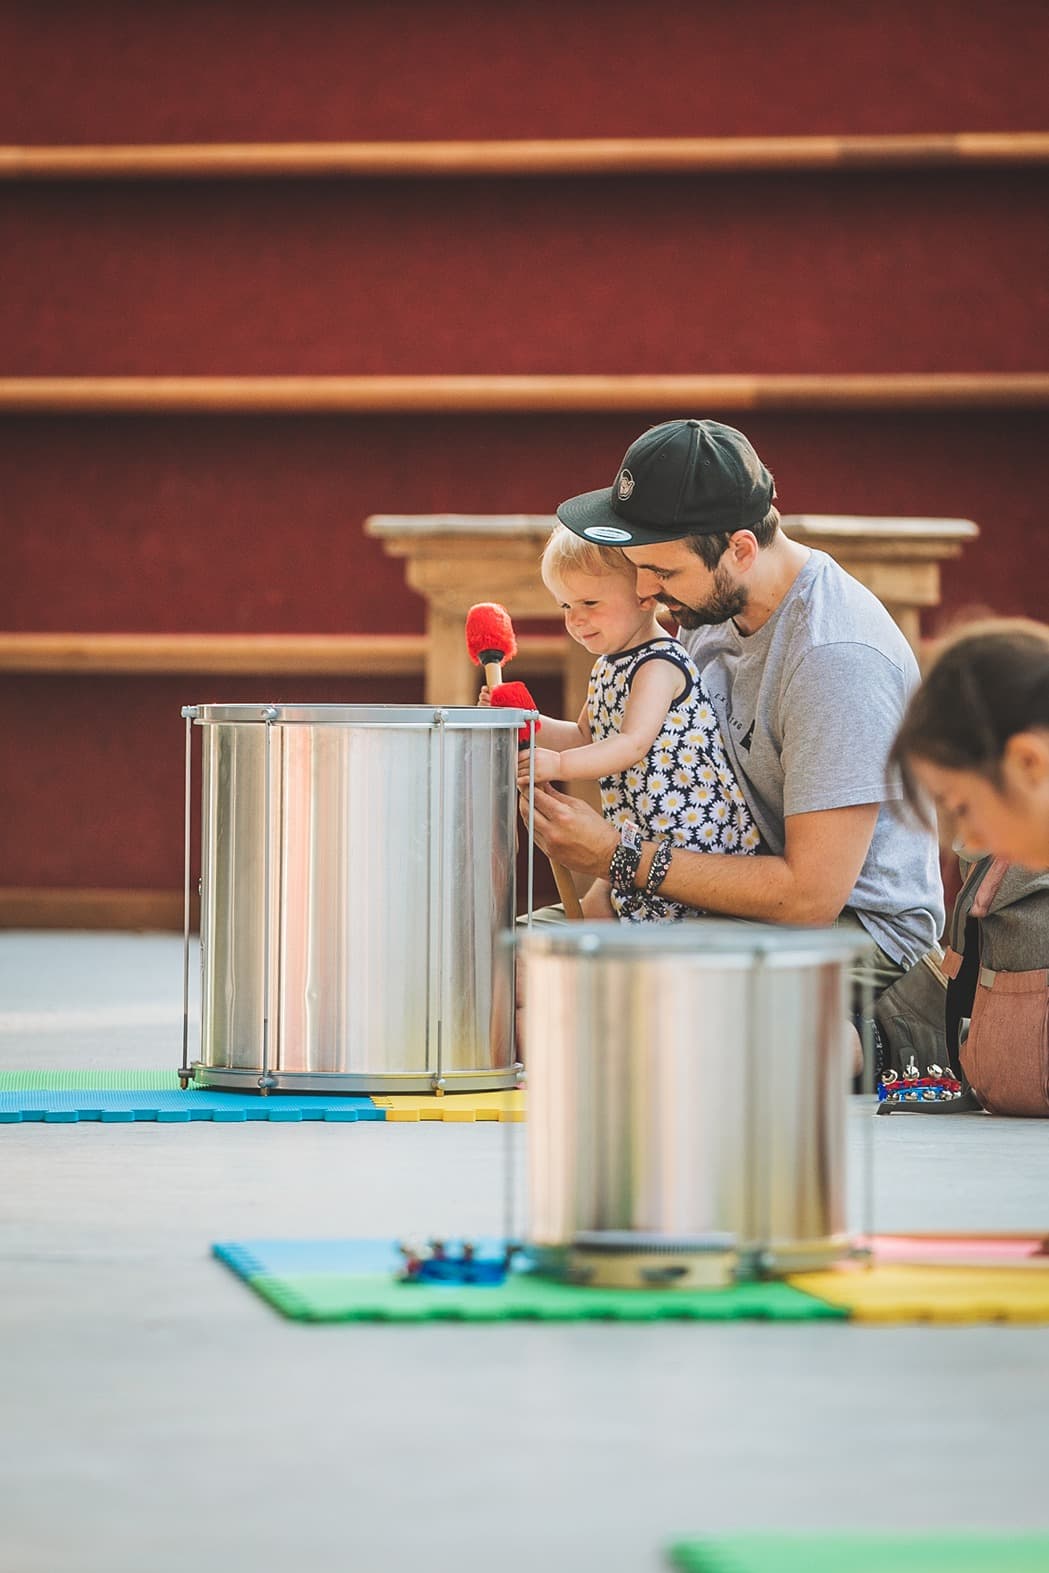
[213, 1239, 844, 1322]
[0, 1068, 183, 1089]
[238, 1273, 841, 1323]
[667, 1533, 1049, 1573]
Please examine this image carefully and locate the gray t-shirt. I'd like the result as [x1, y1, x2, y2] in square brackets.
[679, 549, 944, 966]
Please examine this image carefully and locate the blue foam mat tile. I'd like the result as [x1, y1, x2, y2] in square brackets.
[0, 1090, 384, 1124]
[214, 1237, 507, 1277]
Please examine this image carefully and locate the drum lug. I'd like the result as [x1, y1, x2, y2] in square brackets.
[513, 1061, 526, 1085]
[257, 1073, 278, 1094]
[430, 1075, 446, 1095]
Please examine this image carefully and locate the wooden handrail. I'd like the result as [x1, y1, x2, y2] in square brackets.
[1, 134, 1048, 180]
[367, 511, 980, 549]
[0, 631, 565, 676]
[1, 374, 1047, 414]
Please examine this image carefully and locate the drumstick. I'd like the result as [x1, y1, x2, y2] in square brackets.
[490, 680, 584, 922]
[465, 602, 518, 689]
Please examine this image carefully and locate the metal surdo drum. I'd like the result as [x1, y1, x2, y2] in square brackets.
[181, 703, 533, 1093]
[520, 920, 872, 1281]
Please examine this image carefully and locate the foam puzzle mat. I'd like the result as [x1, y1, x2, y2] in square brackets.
[214, 1235, 1049, 1325]
[863, 1232, 1049, 1266]
[0, 1089, 382, 1123]
[667, 1531, 1049, 1572]
[0, 1069, 183, 1090]
[371, 1090, 524, 1121]
[787, 1260, 1049, 1323]
[213, 1237, 844, 1322]
[0, 1071, 525, 1124]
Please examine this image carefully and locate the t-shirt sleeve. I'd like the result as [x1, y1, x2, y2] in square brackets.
[779, 642, 911, 817]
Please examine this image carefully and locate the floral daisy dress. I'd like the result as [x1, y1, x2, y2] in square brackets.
[588, 637, 761, 922]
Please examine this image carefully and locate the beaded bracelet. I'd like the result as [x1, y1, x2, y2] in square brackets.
[643, 837, 673, 898]
[608, 841, 643, 913]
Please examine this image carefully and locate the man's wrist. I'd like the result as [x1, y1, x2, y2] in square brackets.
[609, 821, 645, 909]
[589, 821, 619, 880]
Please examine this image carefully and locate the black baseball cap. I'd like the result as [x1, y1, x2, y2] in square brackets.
[556, 418, 775, 547]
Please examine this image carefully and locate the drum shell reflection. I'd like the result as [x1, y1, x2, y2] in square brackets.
[191, 704, 528, 1093]
[520, 921, 870, 1276]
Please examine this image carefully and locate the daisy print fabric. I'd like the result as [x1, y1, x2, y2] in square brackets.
[589, 638, 761, 922]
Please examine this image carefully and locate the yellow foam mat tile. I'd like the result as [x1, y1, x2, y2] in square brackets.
[369, 1090, 525, 1123]
[788, 1262, 1049, 1324]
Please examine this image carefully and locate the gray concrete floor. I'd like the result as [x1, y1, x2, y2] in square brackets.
[1, 934, 1048, 1573]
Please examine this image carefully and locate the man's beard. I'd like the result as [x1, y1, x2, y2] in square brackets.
[664, 563, 748, 629]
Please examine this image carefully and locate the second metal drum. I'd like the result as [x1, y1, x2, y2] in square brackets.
[520, 920, 872, 1277]
[192, 703, 530, 1093]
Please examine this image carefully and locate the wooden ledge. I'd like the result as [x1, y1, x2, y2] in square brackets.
[1, 374, 1047, 414]
[2, 134, 1048, 180]
[0, 886, 188, 931]
[0, 631, 565, 677]
[366, 511, 980, 546]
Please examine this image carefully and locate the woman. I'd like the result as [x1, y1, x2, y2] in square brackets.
[891, 618, 1049, 870]
[888, 619, 1049, 1118]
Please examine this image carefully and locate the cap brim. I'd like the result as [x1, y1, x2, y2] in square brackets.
[556, 488, 689, 547]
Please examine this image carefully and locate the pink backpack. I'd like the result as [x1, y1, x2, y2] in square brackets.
[941, 856, 1049, 1117]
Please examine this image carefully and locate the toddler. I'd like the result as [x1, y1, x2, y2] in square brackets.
[491, 525, 760, 921]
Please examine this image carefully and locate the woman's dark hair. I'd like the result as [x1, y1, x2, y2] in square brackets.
[890, 618, 1049, 813]
[686, 505, 781, 570]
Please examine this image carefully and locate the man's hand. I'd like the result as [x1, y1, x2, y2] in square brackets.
[517, 747, 563, 787]
[519, 783, 618, 880]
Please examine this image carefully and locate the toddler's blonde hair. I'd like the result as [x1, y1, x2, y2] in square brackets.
[540, 523, 636, 595]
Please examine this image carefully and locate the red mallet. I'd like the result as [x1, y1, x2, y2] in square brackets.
[490, 680, 584, 921]
[465, 602, 518, 689]
[488, 680, 539, 743]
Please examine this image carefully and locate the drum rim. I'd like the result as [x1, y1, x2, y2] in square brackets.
[190, 702, 537, 728]
[514, 918, 873, 963]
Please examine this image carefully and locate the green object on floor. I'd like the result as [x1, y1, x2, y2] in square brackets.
[234, 1271, 842, 1323]
[667, 1533, 1049, 1572]
[0, 1068, 183, 1090]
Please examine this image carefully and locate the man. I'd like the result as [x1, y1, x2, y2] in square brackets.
[532, 417, 944, 999]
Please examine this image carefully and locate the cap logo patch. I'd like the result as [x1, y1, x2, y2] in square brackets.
[617, 468, 635, 500]
[584, 524, 633, 544]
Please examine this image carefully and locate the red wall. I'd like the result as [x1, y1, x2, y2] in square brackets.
[3, 1, 1048, 909]
[3, 171, 1047, 377]
[4, 1, 1049, 139]
[0, 671, 564, 898]
[3, 412, 1045, 637]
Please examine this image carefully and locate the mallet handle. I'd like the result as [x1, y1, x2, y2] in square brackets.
[549, 859, 584, 921]
[483, 660, 503, 689]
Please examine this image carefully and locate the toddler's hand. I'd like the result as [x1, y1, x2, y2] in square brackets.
[517, 747, 563, 786]
[477, 685, 492, 707]
[580, 878, 615, 920]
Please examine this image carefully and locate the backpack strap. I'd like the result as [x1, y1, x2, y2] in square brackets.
[942, 856, 1005, 1083]
[970, 857, 1011, 919]
[880, 860, 994, 1117]
[944, 917, 981, 1081]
